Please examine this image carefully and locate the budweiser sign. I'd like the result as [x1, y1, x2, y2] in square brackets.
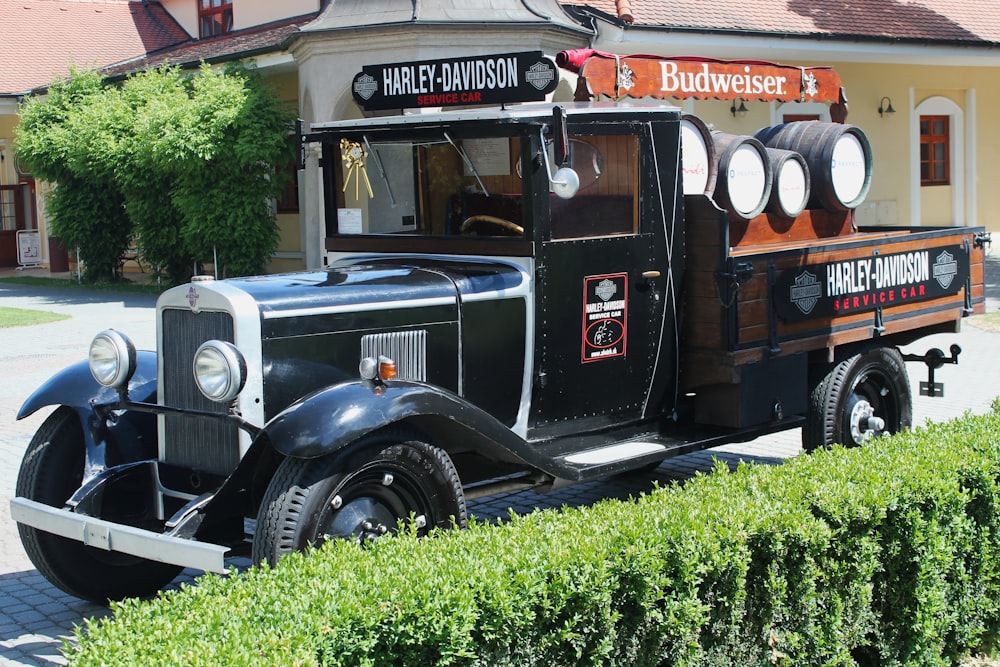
[576, 55, 844, 105]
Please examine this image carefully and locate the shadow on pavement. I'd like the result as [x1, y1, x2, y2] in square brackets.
[0, 282, 158, 310]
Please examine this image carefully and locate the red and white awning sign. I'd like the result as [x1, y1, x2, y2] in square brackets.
[558, 50, 846, 106]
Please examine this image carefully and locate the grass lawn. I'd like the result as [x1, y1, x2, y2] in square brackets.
[970, 311, 1000, 333]
[0, 306, 71, 328]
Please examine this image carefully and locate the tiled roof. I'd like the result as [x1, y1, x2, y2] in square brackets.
[0, 0, 189, 95]
[99, 15, 315, 81]
[567, 0, 1000, 44]
[6, 0, 1000, 98]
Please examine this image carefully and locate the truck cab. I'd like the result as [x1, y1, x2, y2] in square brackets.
[318, 104, 686, 448]
[10, 92, 986, 602]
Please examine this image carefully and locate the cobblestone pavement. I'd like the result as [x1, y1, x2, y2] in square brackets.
[2, 258, 1000, 666]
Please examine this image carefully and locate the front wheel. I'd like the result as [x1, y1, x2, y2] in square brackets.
[15, 407, 183, 602]
[803, 346, 913, 453]
[253, 430, 467, 567]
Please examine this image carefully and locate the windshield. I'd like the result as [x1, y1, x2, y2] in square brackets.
[333, 134, 526, 238]
[329, 127, 637, 242]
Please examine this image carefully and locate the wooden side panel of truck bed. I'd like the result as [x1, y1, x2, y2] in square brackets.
[681, 195, 986, 393]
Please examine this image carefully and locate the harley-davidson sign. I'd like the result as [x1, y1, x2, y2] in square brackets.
[582, 273, 628, 362]
[352, 52, 560, 111]
[775, 246, 968, 322]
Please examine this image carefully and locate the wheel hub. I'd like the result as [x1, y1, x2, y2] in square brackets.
[358, 520, 389, 544]
[322, 495, 398, 545]
[849, 399, 885, 444]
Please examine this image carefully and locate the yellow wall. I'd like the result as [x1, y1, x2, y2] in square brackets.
[1, 112, 18, 187]
[160, 0, 319, 38]
[235, 1, 318, 30]
[673, 61, 1000, 232]
[835, 62, 1000, 230]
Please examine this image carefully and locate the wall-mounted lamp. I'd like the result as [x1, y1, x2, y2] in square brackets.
[878, 96, 896, 117]
[730, 98, 749, 118]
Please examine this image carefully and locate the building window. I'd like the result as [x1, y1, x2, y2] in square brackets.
[277, 159, 299, 213]
[199, 0, 233, 38]
[920, 115, 950, 186]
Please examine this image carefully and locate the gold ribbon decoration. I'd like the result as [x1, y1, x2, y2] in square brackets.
[340, 139, 374, 200]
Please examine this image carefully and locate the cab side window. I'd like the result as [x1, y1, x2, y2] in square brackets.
[550, 134, 639, 240]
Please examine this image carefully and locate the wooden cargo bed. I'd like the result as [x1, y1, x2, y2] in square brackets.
[680, 195, 987, 395]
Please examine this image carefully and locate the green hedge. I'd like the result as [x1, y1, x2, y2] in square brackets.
[69, 405, 1000, 666]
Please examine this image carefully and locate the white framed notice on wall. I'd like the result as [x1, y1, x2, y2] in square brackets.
[16, 230, 42, 270]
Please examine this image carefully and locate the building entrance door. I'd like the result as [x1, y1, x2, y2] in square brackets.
[0, 181, 37, 267]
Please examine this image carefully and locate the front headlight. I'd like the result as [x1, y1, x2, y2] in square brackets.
[89, 329, 137, 389]
[193, 340, 246, 403]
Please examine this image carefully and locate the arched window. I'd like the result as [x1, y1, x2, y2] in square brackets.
[911, 94, 967, 225]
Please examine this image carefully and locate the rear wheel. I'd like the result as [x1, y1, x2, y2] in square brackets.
[253, 429, 466, 567]
[15, 407, 183, 602]
[803, 346, 912, 452]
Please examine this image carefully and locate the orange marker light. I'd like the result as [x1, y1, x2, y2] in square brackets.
[378, 356, 397, 380]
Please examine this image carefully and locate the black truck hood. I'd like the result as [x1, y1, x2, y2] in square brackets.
[219, 258, 527, 317]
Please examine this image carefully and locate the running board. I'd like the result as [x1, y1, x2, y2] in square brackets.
[550, 419, 805, 481]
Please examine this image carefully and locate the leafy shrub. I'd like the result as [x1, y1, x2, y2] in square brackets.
[16, 63, 293, 285]
[68, 405, 1000, 666]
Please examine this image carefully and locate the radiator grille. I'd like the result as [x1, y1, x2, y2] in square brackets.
[361, 330, 427, 381]
[161, 308, 239, 476]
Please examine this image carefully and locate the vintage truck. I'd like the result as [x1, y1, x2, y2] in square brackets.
[10, 52, 988, 602]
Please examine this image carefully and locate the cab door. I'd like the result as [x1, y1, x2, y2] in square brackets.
[530, 234, 661, 429]
[528, 128, 672, 430]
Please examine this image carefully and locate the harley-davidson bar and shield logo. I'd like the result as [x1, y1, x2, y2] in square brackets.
[933, 250, 958, 289]
[789, 270, 821, 315]
[776, 245, 969, 321]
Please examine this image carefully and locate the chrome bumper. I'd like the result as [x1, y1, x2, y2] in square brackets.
[9, 497, 229, 574]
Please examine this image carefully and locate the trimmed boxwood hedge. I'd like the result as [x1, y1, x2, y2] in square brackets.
[69, 404, 1000, 666]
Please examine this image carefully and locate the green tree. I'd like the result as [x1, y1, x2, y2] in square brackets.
[17, 68, 131, 282]
[168, 63, 291, 278]
[16, 62, 294, 284]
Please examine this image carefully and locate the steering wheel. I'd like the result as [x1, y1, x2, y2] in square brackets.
[459, 215, 524, 236]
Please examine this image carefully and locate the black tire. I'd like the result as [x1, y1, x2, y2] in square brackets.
[252, 429, 467, 567]
[802, 346, 912, 452]
[15, 407, 183, 602]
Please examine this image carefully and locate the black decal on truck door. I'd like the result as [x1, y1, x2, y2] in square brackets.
[582, 273, 628, 362]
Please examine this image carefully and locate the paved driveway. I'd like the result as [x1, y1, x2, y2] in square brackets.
[1, 267, 999, 666]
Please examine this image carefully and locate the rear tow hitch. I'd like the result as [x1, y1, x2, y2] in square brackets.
[902, 344, 961, 397]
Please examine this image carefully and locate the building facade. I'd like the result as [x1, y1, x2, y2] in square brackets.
[1, 0, 998, 273]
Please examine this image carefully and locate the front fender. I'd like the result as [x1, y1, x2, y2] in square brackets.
[17, 350, 158, 419]
[17, 351, 160, 472]
[263, 379, 528, 462]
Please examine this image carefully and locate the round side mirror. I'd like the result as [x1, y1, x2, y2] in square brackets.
[551, 167, 580, 199]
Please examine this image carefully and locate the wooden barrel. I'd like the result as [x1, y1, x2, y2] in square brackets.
[764, 148, 810, 220]
[680, 115, 716, 196]
[711, 132, 772, 221]
[755, 122, 872, 211]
